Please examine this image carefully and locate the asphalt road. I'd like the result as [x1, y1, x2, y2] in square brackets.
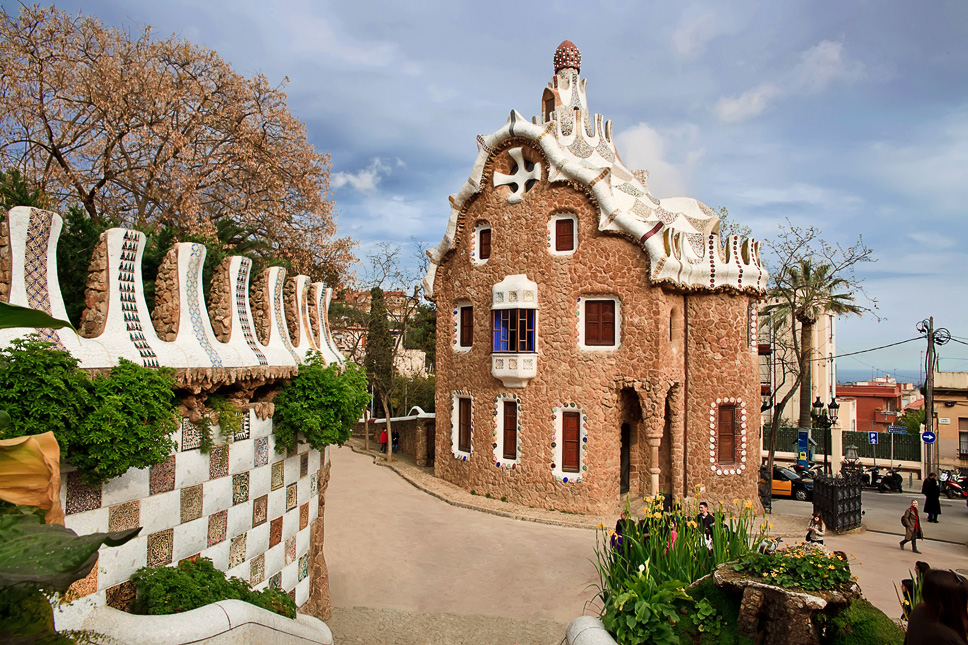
[772, 484, 968, 546]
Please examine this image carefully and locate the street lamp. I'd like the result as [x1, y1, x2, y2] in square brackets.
[813, 397, 840, 475]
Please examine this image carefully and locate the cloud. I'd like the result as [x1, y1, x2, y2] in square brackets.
[671, 9, 719, 58]
[716, 40, 864, 122]
[906, 231, 957, 250]
[332, 158, 392, 193]
[615, 122, 705, 197]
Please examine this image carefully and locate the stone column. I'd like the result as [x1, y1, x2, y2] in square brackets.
[301, 459, 332, 620]
[666, 383, 685, 498]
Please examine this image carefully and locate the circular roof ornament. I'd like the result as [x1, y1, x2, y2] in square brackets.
[554, 40, 581, 73]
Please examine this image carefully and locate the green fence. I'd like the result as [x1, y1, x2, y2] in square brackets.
[761, 427, 830, 456]
[842, 430, 921, 462]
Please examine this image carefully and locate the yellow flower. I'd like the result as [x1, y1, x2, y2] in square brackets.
[687, 520, 698, 529]
[644, 496, 653, 504]
[732, 498, 740, 506]
[653, 512, 662, 519]
[768, 523, 774, 530]
[828, 565, 836, 570]
[744, 500, 754, 509]
[597, 522, 606, 530]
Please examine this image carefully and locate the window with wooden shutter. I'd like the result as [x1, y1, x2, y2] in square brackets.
[459, 306, 473, 347]
[492, 309, 536, 352]
[718, 404, 735, 464]
[458, 398, 471, 453]
[479, 228, 491, 260]
[503, 401, 517, 460]
[555, 218, 575, 252]
[585, 300, 616, 346]
[562, 411, 580, 473]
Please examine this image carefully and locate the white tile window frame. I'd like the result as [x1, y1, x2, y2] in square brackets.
[576, 294, 622, 352]
[452, 300, 473, 353]
[450, 391, 473, 461]
[547, 213, 578, 256]
[707, 397, 748, 476]
[551, 403, 587, 483]
[470, 221, 491, 265]
[493, 393, 521, 468]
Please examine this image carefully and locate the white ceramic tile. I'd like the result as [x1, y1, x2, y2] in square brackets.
[174, 449, 209, 489]
[65, 507, 108, 537]
[282, 561, 298, 591]
[282, 508, 298, 541]
[297, 477, 309, 506]
[267, 488, 285, 520]
[200, 540, 230, 570]
[251, 415, 273, 439]
[264, 543, 284, 579]
[247, 522, 269, 557]
[172, 517, 206, 562]
[202, 477, 232, 516]
[97, 535, 147, 589]
[227, 502, 250, 539]
[140, 490, 179, 534]
[284, 454, 299, 485]
[225, 562, 248, 583]
[229, 440, 251, 475]
[309, 496, 319, 523]
[101, 466, 150, 507]
[296, 526, 310, 555]
[296, 577, 310, 606]
[309, 449, 321, 474]
[250, 463, 271, 498]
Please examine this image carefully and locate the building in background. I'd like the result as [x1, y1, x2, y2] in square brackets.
[931, 371, 968, 470]
[836, 376, 919, 434]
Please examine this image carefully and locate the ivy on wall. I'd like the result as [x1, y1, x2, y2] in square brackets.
[0, 336, 178, 484]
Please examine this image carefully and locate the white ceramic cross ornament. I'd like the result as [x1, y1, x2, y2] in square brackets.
[493, 147, 541, 204]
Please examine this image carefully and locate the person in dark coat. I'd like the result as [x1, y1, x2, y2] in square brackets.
[904, 569, 968, 645]
[900, 499, 923, 554]
[923, 472, 942, 523]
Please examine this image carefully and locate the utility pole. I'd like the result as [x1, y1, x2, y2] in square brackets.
[918, 317, 950, 477]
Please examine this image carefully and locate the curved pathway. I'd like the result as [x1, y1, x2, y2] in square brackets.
[323, 445, 600, 643]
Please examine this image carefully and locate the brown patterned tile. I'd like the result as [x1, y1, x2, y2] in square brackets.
[254, 436, 269, 468]
[147, 528, 174, 567]
[250, 553, 265, 585]
[271, 461, 284, 490]
[108, 500, 140, 532]
[229, 533, 247, 568]
[285, 535, 296, 565]
[180, 484, 204, 523]
[65, 560, 98, 601]
[208, 510, 227, 547]
[269, 517, 282, 548]
[209, 445, 229, 479]
[179, 553, 200, 566]
[105, 580, 136, 612]
[65, 471, 102, 515]
[285, 483, 297, 511]
[299, 502, 309, 531]
[232, 472, 249, 505]
[299, 453, 308, 478]
[252, 494, 268, 527]
[267, 571, 282, 591]
[149, 454, 176, 495]
[181, 418, 201, 451]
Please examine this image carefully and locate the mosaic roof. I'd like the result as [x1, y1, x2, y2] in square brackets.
[424, 43, 768, 298]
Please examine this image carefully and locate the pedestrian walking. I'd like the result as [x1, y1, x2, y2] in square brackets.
[805, 510, 825, 545]
[923, 472, 942, 523]
[900, 499, 923, 554]
[379, 429, 388, 453]
[904, 568, 968, 645]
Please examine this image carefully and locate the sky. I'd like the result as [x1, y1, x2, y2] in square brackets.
[4, 0, 968, 382]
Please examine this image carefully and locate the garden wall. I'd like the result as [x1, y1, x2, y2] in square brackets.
[354, 413, 436, 467]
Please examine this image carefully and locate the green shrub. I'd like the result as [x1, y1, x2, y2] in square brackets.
[273, 355, 369, 453]
[825, 599, 904, 645]
[130, 557, 297, 618]
[732, 543, 852, 592]
[0, 337, 178, 484]
[675, 577, 753, 645]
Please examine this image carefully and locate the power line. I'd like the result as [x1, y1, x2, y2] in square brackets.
[803, 336, 922, 362]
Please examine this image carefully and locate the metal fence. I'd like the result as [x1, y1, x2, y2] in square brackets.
[812, 474, 863, 533]
[842, 430, 921, 462]
[762, 427, 830, 456]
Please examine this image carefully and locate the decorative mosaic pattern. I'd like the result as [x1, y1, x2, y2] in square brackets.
[450, 390, 473, 460]
[119, 230, 159, 367]
[748, 301, 758, 351]
[252, 494, 268, 527]
[181, 484, 204, 523]
[492, 393, 522, 468]
[310, 473, 318, 496]
[149, 454, 176, 495]
[106, 581, 136, 612]
[273, 271, 301, 362]
[469, 221, 490, 265]
[23, 210, 67, 349]
[210, 445, 229, 479]
[66, 563, 98, 601]
[269, 517, 283, 547]
[301, 283, 316, 348]
[108, 500, 140, 532]
[550, 403, 588, 483]
[186, 245, 223, 367]
[271, 461, 284, 490]
[208, 510, 228, 547]
[708, 397, 748, 476]
[232, 472, 250, 505]
[267, 571, 282, 591]
[299, 502, 309, 530]
[298, 553, 309, 581]
[235, 258, 268, 366]
[250, 553, 265, 585]
[285, 483, 298, 511]
[300, 453, 309, 478]
[285, 535, 297, 565]
[234, 410, 251, 442]
[254, 437, 269, 468]
[229, 533, 247, 568]
[180, 553, 200, 566]
[65, 471, 102, 515]
[181, 418, 201, 451]
[147, 528, 174, 567]
[493, 147, 540, 204]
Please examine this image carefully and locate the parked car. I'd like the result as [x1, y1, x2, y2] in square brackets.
[760, 466, 814, 501]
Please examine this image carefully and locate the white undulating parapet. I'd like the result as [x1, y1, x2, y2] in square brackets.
[0, 207, 345, 369]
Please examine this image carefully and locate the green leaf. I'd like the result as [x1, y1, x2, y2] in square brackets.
[0, 511, 140, 592]
[0, 302, 75, 332]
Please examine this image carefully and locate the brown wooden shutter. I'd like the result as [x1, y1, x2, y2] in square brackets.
[718, 404, 735, 464]
[556, 219, 574, 251]
[585, 301, 615, 346]
[562, 411, 580, 473]
[503, 401, 517, 460]
[458, 398, 471, 453]
[479, 229, 491, 260]
[460, 306, 473, 347]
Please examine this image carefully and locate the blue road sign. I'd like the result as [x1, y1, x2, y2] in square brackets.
[888, 425, 907, 434]
[868, 431, 879, 445]
[922, 431, 937, 444]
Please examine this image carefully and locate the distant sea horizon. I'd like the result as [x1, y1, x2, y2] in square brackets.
[836, 366, 924, 386]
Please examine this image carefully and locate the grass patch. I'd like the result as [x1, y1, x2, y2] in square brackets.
[824, 599, 904, 645]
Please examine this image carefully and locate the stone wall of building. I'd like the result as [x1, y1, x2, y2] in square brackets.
[150, 247, 181, 341]
[355, 414, 436, 466]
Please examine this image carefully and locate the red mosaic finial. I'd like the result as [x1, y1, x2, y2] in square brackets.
[554, 40, 581, 73]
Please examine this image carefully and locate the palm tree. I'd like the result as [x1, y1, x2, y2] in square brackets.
[763, 258, 865, 428]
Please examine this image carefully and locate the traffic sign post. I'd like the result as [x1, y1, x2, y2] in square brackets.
[922, 431, 937, 444]
[868, 432, 878, 445]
